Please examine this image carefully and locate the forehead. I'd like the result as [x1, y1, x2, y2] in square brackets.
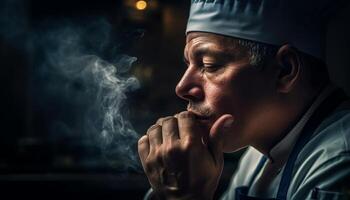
[186, 32, 229, 43]
[185, 32, 247, 57]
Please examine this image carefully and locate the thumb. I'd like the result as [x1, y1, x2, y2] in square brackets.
[208, 114, 234, 161]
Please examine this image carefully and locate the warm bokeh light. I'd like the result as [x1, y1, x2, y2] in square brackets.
[135, 0, 147, 10]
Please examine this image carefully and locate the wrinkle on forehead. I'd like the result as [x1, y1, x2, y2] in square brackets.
[185, 32, 250, 60]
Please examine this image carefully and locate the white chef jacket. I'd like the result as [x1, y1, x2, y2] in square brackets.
[221, 85, 350, 200]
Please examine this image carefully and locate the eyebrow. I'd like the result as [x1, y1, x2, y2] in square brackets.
[184, 45, 234, 63]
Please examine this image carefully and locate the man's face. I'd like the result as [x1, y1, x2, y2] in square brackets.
[176, 32, 279, 152]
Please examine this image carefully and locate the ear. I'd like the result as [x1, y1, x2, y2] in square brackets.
[275, 44, 302, 93]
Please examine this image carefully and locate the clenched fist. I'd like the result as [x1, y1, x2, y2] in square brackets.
[138, 111, 234, 200]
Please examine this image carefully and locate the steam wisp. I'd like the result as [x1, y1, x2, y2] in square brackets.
[0, 2, 143, 171]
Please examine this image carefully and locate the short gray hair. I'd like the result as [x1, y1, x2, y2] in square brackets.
[237, 39, 330, 89]
[237, 39, 278, 67]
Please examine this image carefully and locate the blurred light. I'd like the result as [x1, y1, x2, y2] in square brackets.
[135, 0, 147, 10]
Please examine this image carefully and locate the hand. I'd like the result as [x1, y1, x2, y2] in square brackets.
[138, 111, 234, 200]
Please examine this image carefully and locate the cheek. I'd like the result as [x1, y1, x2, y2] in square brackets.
[202, 72, 244, 115]
[208, 74, 261, 136]
[227, 70, 269, 111]
[202, 69, 274, 152]
[205, 68, 253, 109]
[203, 83, 234, 112]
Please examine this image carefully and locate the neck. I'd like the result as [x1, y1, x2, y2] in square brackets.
[252, 85, 324, 155]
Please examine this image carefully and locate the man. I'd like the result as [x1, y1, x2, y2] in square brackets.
[138, 0, 350, 199]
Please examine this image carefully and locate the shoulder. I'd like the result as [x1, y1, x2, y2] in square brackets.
[289, 110, 350, 199]
[300, 109, 350, 164]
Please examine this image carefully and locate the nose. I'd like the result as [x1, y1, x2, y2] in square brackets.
[175, 67, 204, 102]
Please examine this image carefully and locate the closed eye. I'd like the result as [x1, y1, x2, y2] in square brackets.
[201, 63, 222, 73]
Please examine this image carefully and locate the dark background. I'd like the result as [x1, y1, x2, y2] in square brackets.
[0, 0, 350, 199]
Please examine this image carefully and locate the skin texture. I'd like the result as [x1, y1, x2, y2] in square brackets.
[138, 32, 320, 199]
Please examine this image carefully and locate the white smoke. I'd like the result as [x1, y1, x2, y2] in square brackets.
[35, 20, 142, 170]
[91, 55, 140, 169]
[0, 0, 142, 170]
[0, 0, 143, 170]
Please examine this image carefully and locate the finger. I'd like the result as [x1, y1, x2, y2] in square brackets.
[209, 114, 234, 163]
[156, 116, 172, 126]
[177, 111, 201, 140]
[138, 135, 150, 168]
[161, 117, 180, 144]
[147, 124, 162, 152]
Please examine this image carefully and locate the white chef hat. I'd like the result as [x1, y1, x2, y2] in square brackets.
[186, 0, 346, 59]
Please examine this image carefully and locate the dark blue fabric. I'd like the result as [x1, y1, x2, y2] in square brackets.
[248, 156, 268, 187]
[235, 186, 277, 200]
[234, 89, 347, 200]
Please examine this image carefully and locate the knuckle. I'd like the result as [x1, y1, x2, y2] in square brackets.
[156, 117, 165, 125]
[179, 111, 195, 119]
[137, 136, 148, 154]
[147, 124, 160, 135]
[162, 117, 177, 127]
[138, 135, 148, 145]
[157, 116, 174, 125]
